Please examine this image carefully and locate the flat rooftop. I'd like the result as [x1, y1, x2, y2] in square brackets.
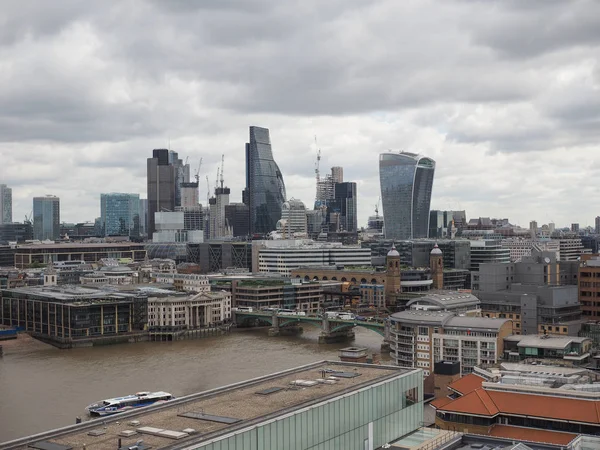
[1, 362, 413, 450]
[2, 286, 141, 302]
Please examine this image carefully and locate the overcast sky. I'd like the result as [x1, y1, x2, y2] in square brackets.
[1, 0, 599, 228]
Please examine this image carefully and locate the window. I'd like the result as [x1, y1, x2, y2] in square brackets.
[418, 326, 429, 335]
[405, 387, 419, 406]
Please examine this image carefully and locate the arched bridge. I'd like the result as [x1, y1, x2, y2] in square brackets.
[233, 311, 390, 344]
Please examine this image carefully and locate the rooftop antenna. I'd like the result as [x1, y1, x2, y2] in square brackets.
[220, 154, 225, 189]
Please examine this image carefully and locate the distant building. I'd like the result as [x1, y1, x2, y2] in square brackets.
[187, 241, 252, 273]
[0, 222, 32, 244]
[379, 152, 435, 240]
[596, 216, 600, 235]
[147, 149, 189, 236]
[278, 198, 307, 236]
[503, 334, 592, 365]
[429, 210, 463, 238]
[501, 238, 560, 262]
[332, 182, 357, 233]
[153, 211, 203, 243]
[571, 223, 580, 233]
[0, 184, 12, 224]
[232, 279, 322, 313]
[254, 240, 372, 276]
[473, 251, 581, 335]
[469, 240, 510, 271]
[245, 126, 286, 236]
[100, 193, 140, 238]
[554, 238, 586, 261]
[365, 239, 471, 270]
[13, 242, 146, 269]
[389, 310, 512, 376]
[148, 290, 231, 329]
[139, 198, 148, 237]
[33, 195, 60, 241]
[0, 285, 147, 347]
[152, 273, 210, 293]
[579, 254, 600, 320]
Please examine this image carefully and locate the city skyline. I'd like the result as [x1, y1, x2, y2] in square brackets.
[0, 2, 599, 227]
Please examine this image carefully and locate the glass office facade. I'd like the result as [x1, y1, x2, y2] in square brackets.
[379, 152, 435, 240]
[33, 196, 60, 241]
[246, 126, 287, 235]
[100, 193, 141, 237]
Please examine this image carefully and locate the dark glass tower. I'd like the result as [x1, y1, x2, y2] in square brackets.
[147, 149, 176, 236]
[245, 126, 287, 236]
[333, 182, 358, 233]
[379, 152, 435, 240]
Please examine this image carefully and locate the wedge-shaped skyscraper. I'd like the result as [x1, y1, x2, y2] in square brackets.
[379, 152, 435, 240]
[245, 126, 287, 236]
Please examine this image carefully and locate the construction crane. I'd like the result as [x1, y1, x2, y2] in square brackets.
[215, 166, 220, 191]
[206, 176, 210, 207]
[374, 196, 381, 219]
[194, 158, 202, 183]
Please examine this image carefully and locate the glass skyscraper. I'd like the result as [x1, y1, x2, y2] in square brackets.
[33, 195, 60, 241]
[100, 193, 141, 237]
[379, 152, 435, 240]
[245, 126, 287, 236]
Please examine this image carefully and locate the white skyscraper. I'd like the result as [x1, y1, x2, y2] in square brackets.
[0, 184, 13, 224]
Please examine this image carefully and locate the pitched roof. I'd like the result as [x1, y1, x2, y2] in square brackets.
[430, 396, 453, 409]
[490, 425, 577, 446]
[447, 374, 484, 395]
[436, 388, 600, 424]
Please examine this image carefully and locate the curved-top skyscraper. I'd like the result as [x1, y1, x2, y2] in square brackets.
[379, 151, 435, 240]
[245, 126, 287, 236]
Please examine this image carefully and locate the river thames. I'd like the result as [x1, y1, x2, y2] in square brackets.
[0, 326, 388, 442]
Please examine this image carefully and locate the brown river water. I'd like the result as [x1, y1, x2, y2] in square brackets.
[0, 326, 388, 442]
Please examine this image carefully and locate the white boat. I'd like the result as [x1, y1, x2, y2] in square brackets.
[86, 391, 174, 416]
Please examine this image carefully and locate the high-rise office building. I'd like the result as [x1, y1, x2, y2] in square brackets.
[100, 193, 140, 237]
[139, 199, 148, 237]
[245, 126, 286, 236]
[33, 195, 60, 241]
[333, 182, 357, 233]
[0, 184, 12, 224]
[147, 149, 176, 235]
[596, 217, 600, 235]
[379, 152, 435, 240]
[315, 166, 343, 207]
[278, 198, 308, 236]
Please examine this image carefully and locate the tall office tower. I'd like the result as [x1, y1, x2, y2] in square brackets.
[595, 217, 600, 235]
[245, 126, 286, 236]
[379, 152, 435, 240]
[333, 182, 357, 233]
[139, 199, 148, 237]
[571, 223, 580, 233]
[100, 193, 140, 238]
[0, 184, 12, 224]
[33, 195, 60, 240]
[331, 167, 343, 183]
[529, 220, 538, 239]
[147, 149, 176, 235]
[278, 198, 308, 235]
[168, 150, 190, 209]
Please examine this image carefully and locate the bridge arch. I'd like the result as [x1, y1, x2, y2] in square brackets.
[331, 276, 337, 281]
[341, 277, 347, 282]
[304, 275, 310, 281]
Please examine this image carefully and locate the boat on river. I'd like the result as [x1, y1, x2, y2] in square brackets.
[86, 391, 174, 416]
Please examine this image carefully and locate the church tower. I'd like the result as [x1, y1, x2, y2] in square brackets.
[44, 262, 57, 286]
[430, 243, 444, 290]
[385, 245, 401, 306]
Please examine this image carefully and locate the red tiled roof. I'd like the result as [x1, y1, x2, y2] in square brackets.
[447, 373, 484, 395]
[431, 396, 453, 409]
[436, 388, 600, 424]
[490, 425, 577, 446]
